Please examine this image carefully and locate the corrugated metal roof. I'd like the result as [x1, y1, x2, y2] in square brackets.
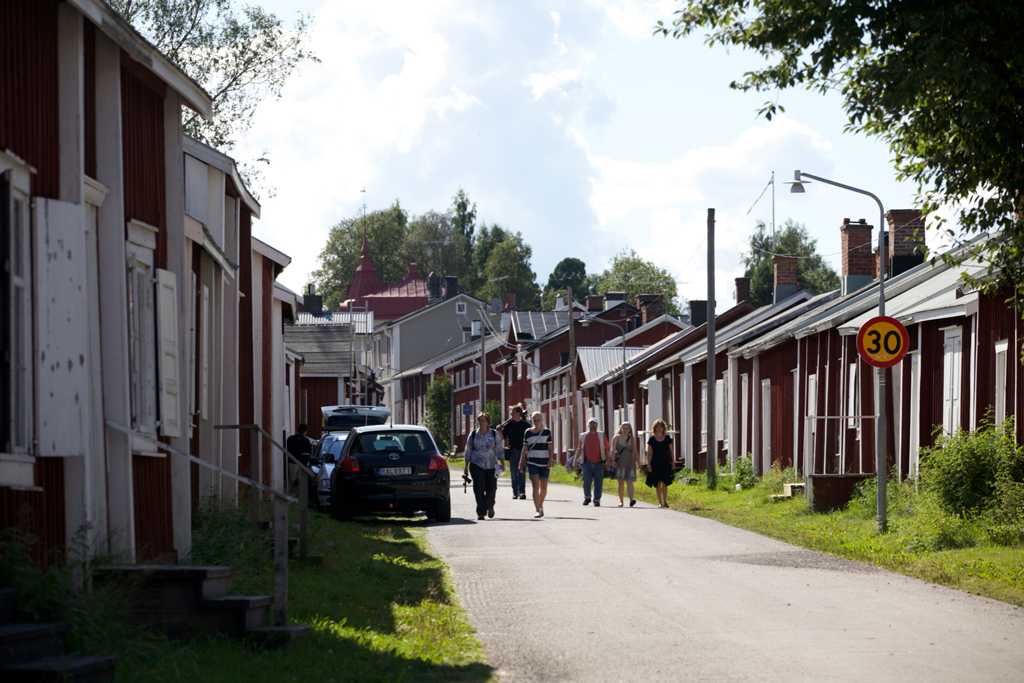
[296, 311, 375, 334]
[511, 311, 569, 341]
[839, 260, 986, 333]
[729, 255, 950, 359]
[578, 347, 645, 381]
[392, 335, 508, 380]
[283, 326, 354, 376]
[649, 290, 814, 372]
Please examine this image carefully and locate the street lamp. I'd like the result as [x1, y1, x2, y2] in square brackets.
[788, 170, 889, 532]
[581, 315, 630, 431]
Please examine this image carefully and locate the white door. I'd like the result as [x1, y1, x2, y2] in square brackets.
[943, 328, 963, 434]
[761, 379, 771, 474]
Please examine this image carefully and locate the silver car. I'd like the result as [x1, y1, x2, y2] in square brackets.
[309, 432, 348, 508]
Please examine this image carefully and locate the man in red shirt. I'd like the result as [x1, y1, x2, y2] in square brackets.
[576, 417, 611, 506]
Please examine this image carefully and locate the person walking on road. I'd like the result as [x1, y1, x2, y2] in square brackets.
[464, 412, 505, 520]
[645, 419, 675, 508]
[519, 411, 553, 518]
[499, 405, 529, 500]
[575, 417, 611, 506]
[612, 422, 639, 507]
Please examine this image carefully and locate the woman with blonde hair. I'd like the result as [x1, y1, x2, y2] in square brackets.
[612, 422, 639, 507]
[519, 411, 553, 518]
[645, 419, 674, 508]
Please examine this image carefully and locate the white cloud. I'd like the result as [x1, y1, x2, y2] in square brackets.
[527, 67, 584, 100]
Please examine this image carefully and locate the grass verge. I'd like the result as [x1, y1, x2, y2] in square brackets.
[4, 505, 491, 683]
[529, 463, 1024, 608]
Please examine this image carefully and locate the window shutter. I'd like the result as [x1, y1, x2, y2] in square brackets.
[156, 268, 182, 438]
[34, 198, 89, 456]
[200, 284, 210, 420]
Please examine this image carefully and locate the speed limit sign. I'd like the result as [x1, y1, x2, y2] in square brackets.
[857, 316, 910, 368]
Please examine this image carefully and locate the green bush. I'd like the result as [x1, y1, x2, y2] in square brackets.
[734, 454, 758, 490]
[423, 375, 453, 454]
[759, 462, 795, 495]
[484, 399, 503, 425]
[920, 419, 1024, 517]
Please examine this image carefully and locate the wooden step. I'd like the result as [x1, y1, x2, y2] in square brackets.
[0, 589, 16, 626]
[198, 596, 272, 635]
[95, 565, 234, 600]
[0, 623, 67, 667]
[784, 483, 806, 497]
[1, 654, 117, 683]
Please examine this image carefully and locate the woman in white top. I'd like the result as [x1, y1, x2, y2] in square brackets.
[519, 411, 554, 518]
[612, 422, 640, 507]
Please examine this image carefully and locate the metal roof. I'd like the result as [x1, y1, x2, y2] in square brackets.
[649, 290, 814, 372]
[537, 347, 645, 383]
[839, 260, 986, 333]
[296, 311, 375, 334]
[283, 326, 354, 376]
[510, 311, 570, 341]
[599, 313, 689, 346]
[392, 335, 508, 380]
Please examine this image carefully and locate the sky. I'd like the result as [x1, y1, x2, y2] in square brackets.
[243, 0, 930, 311]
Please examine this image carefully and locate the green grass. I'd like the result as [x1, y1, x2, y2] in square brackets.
[529, 464, 1024, 608]
[5, 504, 491, 683]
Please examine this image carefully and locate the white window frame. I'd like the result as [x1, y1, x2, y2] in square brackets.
[994, 339, 1008, 426]
[126, 220, 161, 454]
[942, 326, 963, 435]
[847, 362, 859, 436]
[1, 162, 33, 455]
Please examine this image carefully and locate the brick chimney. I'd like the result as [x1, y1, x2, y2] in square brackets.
[773, 255, 798, 304]
[689, 299, 707, 328]
[735, 277, 751, 304]
[407, 262, 421, 279]
[636, 294, 664, 325]
[886, 209, 926, 277]
[841, 218, 874, 296]
[586, 294, 604, 312]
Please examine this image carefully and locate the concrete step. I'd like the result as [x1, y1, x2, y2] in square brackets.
[247, 625, 312, 648]
[0, 623, 67, 667]
[784, 483, 806, 497]
[1, 654, 117, 683]
[0, 589, 16, 625]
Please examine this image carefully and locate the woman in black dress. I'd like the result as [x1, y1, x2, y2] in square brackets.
[645, 419, 674, 508]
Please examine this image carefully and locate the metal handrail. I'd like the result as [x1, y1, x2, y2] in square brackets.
[106, 420, 294, 626]
[105, 420, 295, 502]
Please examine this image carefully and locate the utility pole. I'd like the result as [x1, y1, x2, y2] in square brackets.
[567, 286, 578, 456]
[706, 208, 717, 490]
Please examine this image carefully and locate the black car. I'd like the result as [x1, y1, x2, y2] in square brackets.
[330, 425, 451, 522]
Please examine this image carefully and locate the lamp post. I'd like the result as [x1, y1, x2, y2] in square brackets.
[787, 170, 889, 532]
[581, 315, 629, 430]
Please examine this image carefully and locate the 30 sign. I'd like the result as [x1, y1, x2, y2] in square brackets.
[856, 316, 910, 368]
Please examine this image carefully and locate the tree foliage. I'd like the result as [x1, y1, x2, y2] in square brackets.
[423, 375, 453, 454]
[741, 219, 839, 307]
[545, 258, 590, 297]
[310, 202, 409, 311]
[311, 190, 543, 311]
[591, 249, 681, 315]
[112, 0, 318, 197]
[404, 210, 473, 285]
[476, 234, 542, 310]
[656, 1, 1024, 299]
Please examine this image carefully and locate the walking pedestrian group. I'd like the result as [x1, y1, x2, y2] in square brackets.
[466, 406, 678, 521]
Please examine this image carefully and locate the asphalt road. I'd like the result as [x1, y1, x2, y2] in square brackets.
[427, 478, 1024, 683]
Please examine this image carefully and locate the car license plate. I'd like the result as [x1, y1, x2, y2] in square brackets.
[377, 467, 412, 476]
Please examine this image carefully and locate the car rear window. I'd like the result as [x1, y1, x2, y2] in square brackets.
[324, 408, 390, 429]
[352, 431, 435, 455]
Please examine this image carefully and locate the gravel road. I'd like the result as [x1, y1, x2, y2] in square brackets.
[427, 478, 1023, 683]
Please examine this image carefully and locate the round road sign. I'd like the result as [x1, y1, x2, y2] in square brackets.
[857, 316, 910, 368]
